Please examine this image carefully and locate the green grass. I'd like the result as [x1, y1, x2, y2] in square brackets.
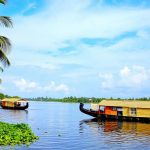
[0, 122, 39, 146]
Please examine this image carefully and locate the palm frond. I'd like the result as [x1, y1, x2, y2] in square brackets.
[0, 48, 10, 67]
[0, 0, 6, 5]
[0, 66, 4, 72]
[0, 36, 11, 54]
[0, 16, 13, 27]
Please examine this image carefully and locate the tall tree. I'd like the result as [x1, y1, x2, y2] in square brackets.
[0, 0, 12, 69]
[0, 0, 12, 83]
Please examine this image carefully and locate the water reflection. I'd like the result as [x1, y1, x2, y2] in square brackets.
[80, 118, 150, 148]
[80, 119, 150, 136]
[0, 108, 28, 123]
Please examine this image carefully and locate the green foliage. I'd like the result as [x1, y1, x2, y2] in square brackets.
[0, 0, 12, 83]
[0, 93, 20, 99]
[28, 96, 105, 103]
[0, 0, 5, 5]
[28, 96, 150, 103]
[1, 94, 150, 103]
[0, 93, 5, 99]
[0, 122, 39, 146]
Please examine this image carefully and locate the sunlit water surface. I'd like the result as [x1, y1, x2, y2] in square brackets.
[0, 102, 150, 150]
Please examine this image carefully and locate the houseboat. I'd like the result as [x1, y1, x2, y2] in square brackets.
[0, 98, 29, 110]
[80, 100, 150, 122]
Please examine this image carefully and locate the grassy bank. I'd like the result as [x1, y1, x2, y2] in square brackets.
[0, 122, 39, 146]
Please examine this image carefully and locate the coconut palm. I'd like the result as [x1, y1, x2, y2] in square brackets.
[0, 0, 5, 4]
[0, 0, 12, 69]
[0, 0, 12, 83]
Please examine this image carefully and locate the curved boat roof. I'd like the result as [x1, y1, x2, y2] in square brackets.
[1, 98, 27, 102]
[98, 100, 150, 109]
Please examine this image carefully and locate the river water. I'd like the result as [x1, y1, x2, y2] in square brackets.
[0, 102, 150, 150]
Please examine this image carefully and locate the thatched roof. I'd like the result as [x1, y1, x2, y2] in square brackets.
[1, 98, 27, 102]
[97, 100, 150, 109]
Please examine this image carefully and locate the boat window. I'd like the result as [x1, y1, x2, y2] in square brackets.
[100, 106, 105, 111]
[117, 107, 122, 111]
[112, 107, 117, 111]
[130, 108, 136, 116]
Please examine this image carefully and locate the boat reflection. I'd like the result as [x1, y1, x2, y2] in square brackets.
[0, 109, 28, 123]
[80, 118, 150, 136]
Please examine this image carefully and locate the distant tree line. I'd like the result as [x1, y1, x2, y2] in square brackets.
[1, 93, 150, 103]
[27, 96, 150, 103]
[0, 93, 20, 99]
[27, 96, 105, 103]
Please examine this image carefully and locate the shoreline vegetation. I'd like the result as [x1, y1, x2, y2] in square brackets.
[1, 93, 150, 103]
[0, 122, 39, 146]
[28, 96, 150, 103]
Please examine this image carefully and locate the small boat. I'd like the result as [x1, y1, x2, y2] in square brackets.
[0, 98, 29, 110]
[80, 100, 150, 122]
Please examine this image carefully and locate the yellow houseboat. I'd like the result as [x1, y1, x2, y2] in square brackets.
[0, 98, 29, 110]
[80, 100, 150, 122]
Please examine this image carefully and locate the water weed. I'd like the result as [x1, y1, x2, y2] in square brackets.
[0, 122, 39, 146]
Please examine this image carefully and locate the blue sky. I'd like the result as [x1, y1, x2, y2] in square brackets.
[0, 0, 150, 98]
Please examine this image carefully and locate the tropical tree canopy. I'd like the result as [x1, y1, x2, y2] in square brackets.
[0, 0, 12, 83]
[0, 0, 6, 5]
[0, 0, 12, 68]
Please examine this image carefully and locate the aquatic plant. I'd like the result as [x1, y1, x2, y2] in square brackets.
[0, 122, 39, 146]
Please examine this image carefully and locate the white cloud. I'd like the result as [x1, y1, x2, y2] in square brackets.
[13, 78, 70, 93]
[0, 85, 4, 91]
[13, 78, 39, 92]
[99, 73, 114, 89]
[120, 65, 149, 86]
[39, 64, 61, 71]
[43, 81, 70, 93]
[1, 0, 149, 71]
[3, 0, 149, 72]
[62, 71, 95, 78]
[137, 30, 150, 38]
[3, 0, 150, 53]
[1, 0, 150, 97]
[99, 65, 150, 90]
[120, 66, 131, 77]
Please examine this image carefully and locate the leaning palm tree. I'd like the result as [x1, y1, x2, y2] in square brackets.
[0, 0, 12, 75]
[0, 0, 5, 4]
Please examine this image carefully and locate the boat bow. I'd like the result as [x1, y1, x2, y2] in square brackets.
[79, 103, 98, 117]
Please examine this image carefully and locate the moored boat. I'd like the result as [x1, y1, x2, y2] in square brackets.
[80, 100, 150, 122]
[0, 98, 29, 110]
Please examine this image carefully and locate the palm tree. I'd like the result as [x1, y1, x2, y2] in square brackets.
[0, 0, 12, 70]
[0, 0, 12, 83]
[0, 0, 5, 4]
